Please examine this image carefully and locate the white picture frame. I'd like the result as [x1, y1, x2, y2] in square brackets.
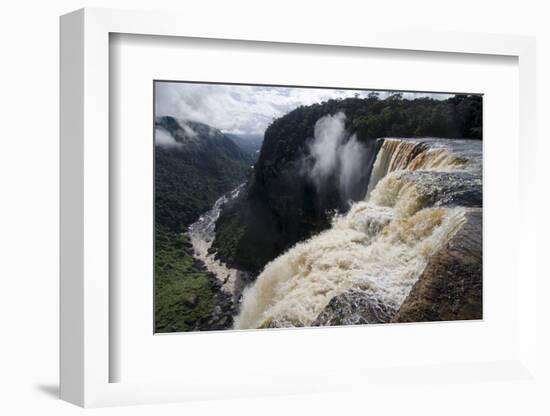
[60, 7, 538, 407]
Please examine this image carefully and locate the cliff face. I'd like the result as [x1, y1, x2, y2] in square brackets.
[393, 208, 482, 322]
[212, 109, 344, 273]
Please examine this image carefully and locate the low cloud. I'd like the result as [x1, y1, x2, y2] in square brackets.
[155, 128, 181, 148]
[155, 82, 453, 136]
[307, 112, 368, 202]
[181, 123, 197, 138]
[309, 112, 347, 184]
[338, 135, 366, 201]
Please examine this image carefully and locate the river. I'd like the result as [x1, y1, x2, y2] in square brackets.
[187, 183, 246, 297]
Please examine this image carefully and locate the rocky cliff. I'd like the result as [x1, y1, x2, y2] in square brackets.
[393, 208, 482, 322]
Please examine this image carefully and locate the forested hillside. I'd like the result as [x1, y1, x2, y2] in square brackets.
[155, 116, 252, 233]
[154, 117, 251, 332]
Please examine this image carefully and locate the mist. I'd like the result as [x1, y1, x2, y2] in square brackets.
[307, 112, 368, 202]
[181, 123, 198, 138]
[338, 134, 367, 201]
[155, 128, 181, 148]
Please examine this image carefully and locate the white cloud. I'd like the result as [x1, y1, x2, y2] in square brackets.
[155, 128, 181, 148]
[306, 112, 368, 201]
[155, 82, 453, 135]
[309, 112, 347, 183]
[181, 123, 197, 138]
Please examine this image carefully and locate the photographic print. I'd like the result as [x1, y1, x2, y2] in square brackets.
[154, 81, 482, 333]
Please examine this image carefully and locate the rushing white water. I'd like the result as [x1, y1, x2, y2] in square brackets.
[235, 138, 481, 329]
[188, 184, 245, 294]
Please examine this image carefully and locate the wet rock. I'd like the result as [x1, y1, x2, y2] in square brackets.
[191, 258, 207, 271]
[258, 317, 302, 329]
[397, 170, 483, 211]
[393, 208, 482, 322]
[232, 270, 255, 306]
[209, 277, 222, 290]
[312, 291, 396, 326]
[181, 237, 193, 250]
[182, 255, 236, 331]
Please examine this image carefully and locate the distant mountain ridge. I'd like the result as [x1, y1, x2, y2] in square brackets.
[155, 116, 252, 232]
[224, 133, 264, 161]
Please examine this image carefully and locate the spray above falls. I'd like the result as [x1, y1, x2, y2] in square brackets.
[234, 137, 482, 329]
[306, 112, 373, 203]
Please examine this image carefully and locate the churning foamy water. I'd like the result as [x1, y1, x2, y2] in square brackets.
[234, 138, 481, 329]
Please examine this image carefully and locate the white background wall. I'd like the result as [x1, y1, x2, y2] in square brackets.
[0, 0, 548, 414]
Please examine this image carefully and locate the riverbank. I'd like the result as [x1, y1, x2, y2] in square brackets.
[154, 228, 235, 332]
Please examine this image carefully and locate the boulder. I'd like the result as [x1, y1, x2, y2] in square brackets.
[393, 208, 482, 323]
[312, 290, 396, 326]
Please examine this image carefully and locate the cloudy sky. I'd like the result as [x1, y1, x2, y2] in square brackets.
[155, 82, 453, 136]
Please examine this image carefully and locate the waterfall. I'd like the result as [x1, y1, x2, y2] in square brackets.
[366, 138, 467, 197]
[234, 138, 481, 329]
